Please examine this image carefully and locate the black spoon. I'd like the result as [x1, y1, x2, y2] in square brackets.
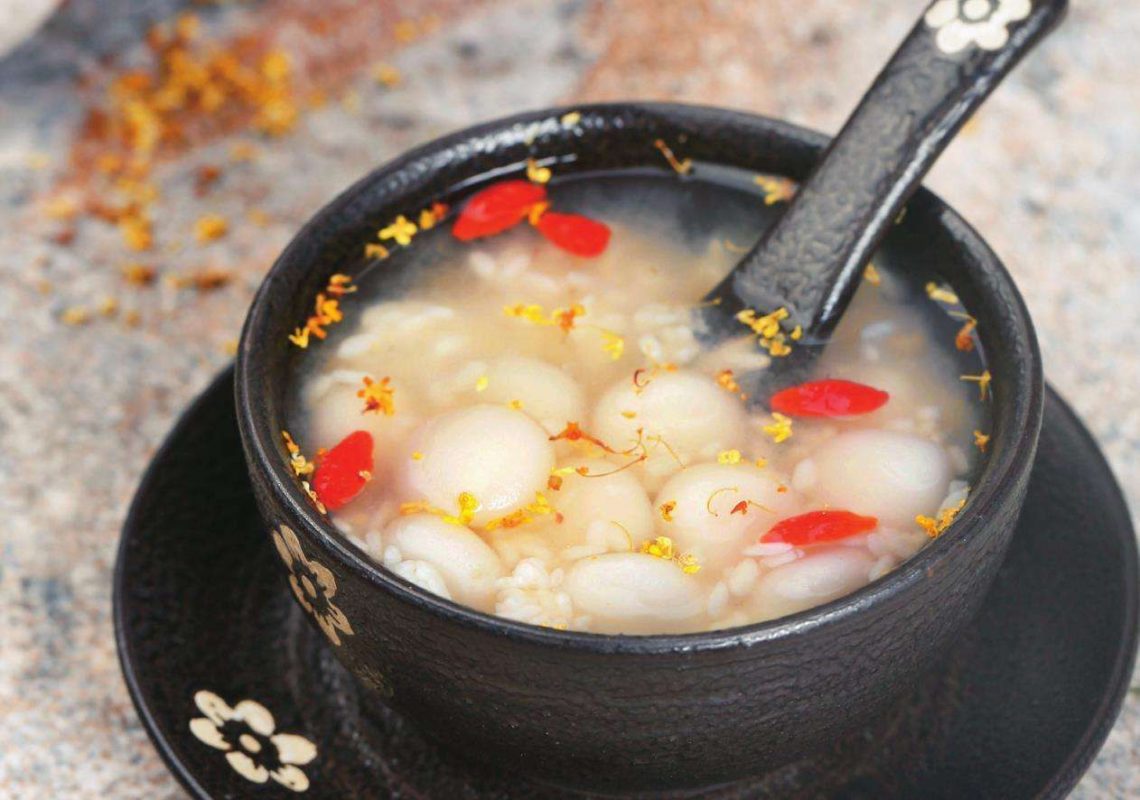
[703, 0, 1067, 400]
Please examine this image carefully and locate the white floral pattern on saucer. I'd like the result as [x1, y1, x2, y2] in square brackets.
[188, 690, 317, 792]
[925, 0, 1032, 53]
[272, 525, 354, 646]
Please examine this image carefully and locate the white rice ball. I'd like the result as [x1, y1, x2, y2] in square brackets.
[384, 514, 503, 608]
[800, 429, 952, 528]
[404, 405, 554, 526]
[552, 457, 655, 546]
[477, 356, 586, 435]
[654, 463, 799, 571]
[752, 546, 876, 621]
[591, 369, 748, 485]
[564, 553, 704, 633]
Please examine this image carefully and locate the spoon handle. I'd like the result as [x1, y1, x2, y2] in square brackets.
[712, 0, 1067, 340]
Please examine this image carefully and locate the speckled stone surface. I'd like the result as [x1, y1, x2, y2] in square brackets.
[0, 1, 1135, 797]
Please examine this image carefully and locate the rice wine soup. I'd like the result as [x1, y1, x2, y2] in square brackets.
[283, 166, 991, 635]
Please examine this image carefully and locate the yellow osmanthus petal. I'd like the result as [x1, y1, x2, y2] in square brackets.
[600, 329, 625, 360]
[752, 174, 796, 205]
[554, 304, 586, 332]
[326, 274, 356, 297]
[715, 369, 740, 394]
[954, 315, 978, 352]
[194, 213, 228, 242]
[482, 491, 556, 531]
[527, 200, 550, 226]
[717, 449, 743, 465]
[504, 303, 551, 325]
[458, 492, 480, 517]
[120, 215, 153, 251]
[288, 328, 310, 348]
[503, 302, 586, 333]
[121, 262, 157, 286]
[281, 430, 315, 477]
[653, 139, 692, 175]
[915, 515, 939, 537]
[639, 535, 700, 574]
[364, 242, 390, 260]
[526, 158, 552, 184]
[768, 339, 792, 357]
[301, 480, 326, 514]
[658, 500, 676, 522]
[973, 430, 990, 452]
[288, 275, 355, 348]
[675, 553, 702, 574]
[960, 370, 992, 401]
[474, 375, 489, 392]
[640, 535, 674, 559]
[736, 307, 795, 357]
[925, 281, 960, 305]
[863, 263, 882, 285]
[358, 375, 395, 416]
[762, 412, 793, 443]
[316, 295, 342, 324]
[916, 497, 967, 539]
[736, 307, 787, 338]
[379, 215, 417, 246]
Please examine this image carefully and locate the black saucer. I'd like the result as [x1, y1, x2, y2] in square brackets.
[115, 367, 1137, 799]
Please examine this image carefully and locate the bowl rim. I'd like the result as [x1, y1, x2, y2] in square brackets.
[236, 101, 1044, 654]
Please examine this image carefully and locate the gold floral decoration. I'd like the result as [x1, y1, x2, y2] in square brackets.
[188, 690, 317, 792]
[272, 525, 354, 646]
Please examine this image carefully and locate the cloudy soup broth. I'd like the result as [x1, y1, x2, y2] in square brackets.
[286, 167, 991, 635]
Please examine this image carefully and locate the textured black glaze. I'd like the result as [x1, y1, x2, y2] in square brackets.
[234, 104, 1044, 793]
[115, 372, 1138, 798]
[708, 0, 1067, 341]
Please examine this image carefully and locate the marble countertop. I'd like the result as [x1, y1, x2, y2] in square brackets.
[0, 0, 1136, 797]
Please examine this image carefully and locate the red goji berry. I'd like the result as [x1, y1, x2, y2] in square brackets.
[761, 510, 878, 546]
[535, 211, 611, 257]
[452, 180, 547, 241]
[770, 379, 889, 418]
[312, 430, 374, 510]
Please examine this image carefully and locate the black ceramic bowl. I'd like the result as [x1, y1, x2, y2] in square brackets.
[235, 103, 1044, 794]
